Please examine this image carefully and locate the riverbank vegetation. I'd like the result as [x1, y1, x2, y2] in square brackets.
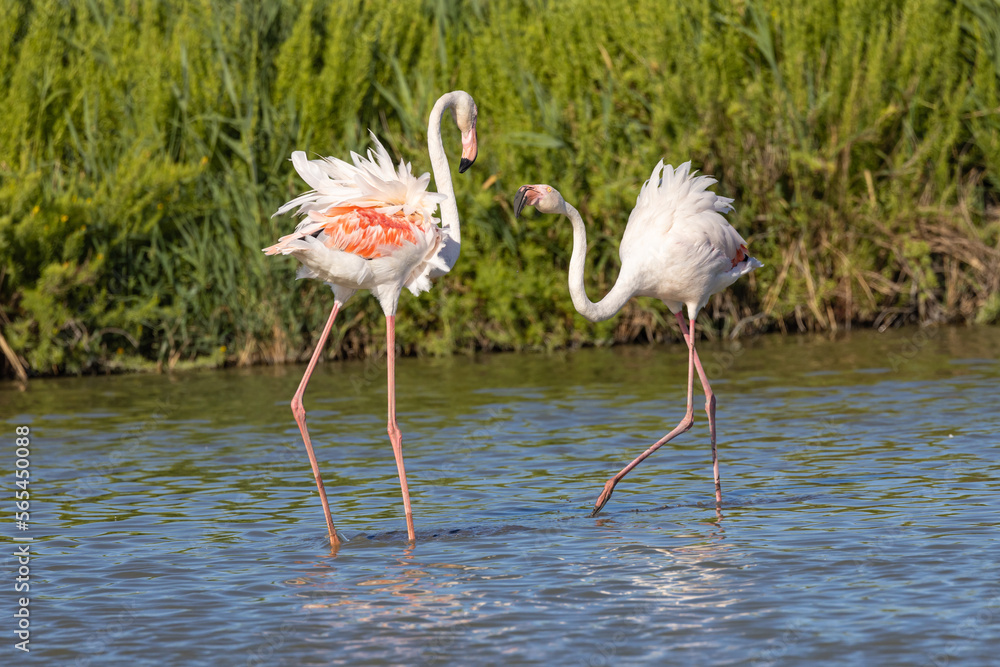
[2, 0, 999, 378]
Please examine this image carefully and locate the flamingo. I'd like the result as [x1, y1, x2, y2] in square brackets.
[514, 162, 762, 515]
[264, 91, 479, 545]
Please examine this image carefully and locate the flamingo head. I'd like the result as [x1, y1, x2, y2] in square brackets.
[450, 91, 478, 173]
[514, 184, 566, 218]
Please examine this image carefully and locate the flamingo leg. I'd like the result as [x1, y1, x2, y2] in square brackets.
[592, 315, 697, 516]
[290, 303, 342, 546]
[385, 315, 416, 542]
[674, 313, 721, 504]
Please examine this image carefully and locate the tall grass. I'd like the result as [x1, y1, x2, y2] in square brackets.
[1, 0, 998, 377]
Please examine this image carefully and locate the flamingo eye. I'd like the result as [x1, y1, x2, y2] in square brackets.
[546, 187, 552, 193]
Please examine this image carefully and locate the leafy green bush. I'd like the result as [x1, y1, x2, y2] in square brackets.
[1, 0, 998, 377]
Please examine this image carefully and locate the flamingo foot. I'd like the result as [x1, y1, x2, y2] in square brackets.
[591, 478, 618, 517]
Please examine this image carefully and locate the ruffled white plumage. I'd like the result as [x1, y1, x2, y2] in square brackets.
[265, 133, 451, 312]
[628, 161, 733, 232]
[619, 160, 762, 314]
[274, 132, 446, 221]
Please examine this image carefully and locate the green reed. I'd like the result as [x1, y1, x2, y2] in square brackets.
[1, 0, 998, 376]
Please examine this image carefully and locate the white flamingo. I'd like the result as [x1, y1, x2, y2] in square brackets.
[265, 91, 478, 545]
[514, 162, 762, 515]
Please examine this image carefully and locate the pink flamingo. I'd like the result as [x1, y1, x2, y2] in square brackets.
[265, 91, 478, 545]
[514, 162, 762, 515]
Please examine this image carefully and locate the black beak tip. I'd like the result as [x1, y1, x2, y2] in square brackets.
[459, 157, 475, 173]
[514, 186, 529, 219]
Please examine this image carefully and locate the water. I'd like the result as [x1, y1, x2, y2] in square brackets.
[2, 326, 999, 665]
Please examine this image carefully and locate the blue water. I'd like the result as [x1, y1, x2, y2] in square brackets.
[2, 325, 999, 665]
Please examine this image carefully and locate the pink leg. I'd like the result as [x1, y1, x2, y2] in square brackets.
[592, 316, 697, 516]
[385, 315, 416, 542]
[675, 312, 721, 504]
[291, 303, 342, 546]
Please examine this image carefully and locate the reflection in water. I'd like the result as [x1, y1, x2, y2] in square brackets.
[2, 326, 999, 665]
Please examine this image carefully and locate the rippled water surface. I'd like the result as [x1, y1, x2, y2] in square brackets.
[2, 326, 1000, 665]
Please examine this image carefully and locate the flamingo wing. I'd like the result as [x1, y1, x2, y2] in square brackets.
[621, 161, 751, 268]
[265, 206, 423, 260]
[264, 205, 446, 295]
[273, 133, 446, 221]
[264, 134, 450, 295]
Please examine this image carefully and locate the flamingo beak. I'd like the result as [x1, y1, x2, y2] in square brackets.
[459, 121, 478, 173]
[514, 185, 531, 218]
[514, 185, 546, 218]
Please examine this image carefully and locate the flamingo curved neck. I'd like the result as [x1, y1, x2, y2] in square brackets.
[428, 94, 461, 271]
[564, 202, 635, 322]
